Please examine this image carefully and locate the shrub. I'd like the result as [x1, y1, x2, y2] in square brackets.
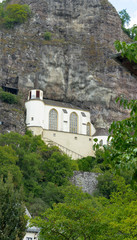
[0, 88, 20, 104]
[0, 3, 31, 28]
[44, 31, 52, 40]
[77, 156, 97, 172]
[95, 171, 118, 198]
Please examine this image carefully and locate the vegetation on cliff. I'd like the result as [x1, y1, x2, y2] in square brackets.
[115, 27, 137, 63]
[0, 1, 31, 28]
[0, 88, 20, 104]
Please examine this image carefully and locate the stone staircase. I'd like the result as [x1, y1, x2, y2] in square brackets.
[43, 137, 83, 160]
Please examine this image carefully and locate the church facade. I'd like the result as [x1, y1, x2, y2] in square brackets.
[25, 89, 96, 159]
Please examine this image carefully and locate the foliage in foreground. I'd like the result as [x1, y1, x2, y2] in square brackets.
[32, 179, 137, 240]
[105, 98, 137, 178]
[0, 175, 27, 240]
[0, 131, 75, 215]
[115, 23, 137, 63]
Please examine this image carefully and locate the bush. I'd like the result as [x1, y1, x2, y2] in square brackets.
[0, 3, 31, 29]
[95, 171, 118, 198]
[44, 31, 52, 40]
[0, 88, 20, 104]
[77, 156, 97, 172]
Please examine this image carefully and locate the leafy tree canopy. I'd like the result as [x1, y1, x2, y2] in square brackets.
[119, 9, 130, 28]
[115, 24, 137, 62]
[0, 2, 31, 28]
[31, 178, 137, 240]
[0, 131, 75, 215]
[0, 175, 27, 240]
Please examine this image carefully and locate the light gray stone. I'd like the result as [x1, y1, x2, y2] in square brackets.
[71, 171, 99, 195]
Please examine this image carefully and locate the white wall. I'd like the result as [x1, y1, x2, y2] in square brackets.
[25, 100, 45, 128]
[23, 231, 38, 240]
[25, 90, 96, 159]
[25, 99, 96, 136]
[28, 127, 94, 159]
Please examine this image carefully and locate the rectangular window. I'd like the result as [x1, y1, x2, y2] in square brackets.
[31, 117, 34, 121]
[26, 238, 32, 240]
[29, 91, 31, 99]
[36, 90, 40, 98]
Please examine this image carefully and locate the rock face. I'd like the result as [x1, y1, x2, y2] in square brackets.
[0, 101, 26, 134]
[0, 0, 136, 130]
[71, 171, 98, 195]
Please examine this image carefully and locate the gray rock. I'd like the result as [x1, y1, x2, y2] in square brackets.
[71, 171, 99, 195]
[0, 0, 136, 131]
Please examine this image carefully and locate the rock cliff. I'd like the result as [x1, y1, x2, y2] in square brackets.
[0, 0, 136, 131]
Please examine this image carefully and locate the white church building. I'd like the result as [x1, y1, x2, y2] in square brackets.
[25, 89, 101, 159]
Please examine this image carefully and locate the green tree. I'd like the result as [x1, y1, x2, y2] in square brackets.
[0, 3, 31, 28]
[105, 98, 137, 175]
[77, 156, 97, 172]
[115, 25, 137, 62]
[31, 186, 106, 240]
[0, 175, 27, 240]
[119, 9, 130, 28]
[0, 145, 22, 187]
[41, 151, 73, 186]
[31, 180, 137, 240]
[0, 132, 74, 215]
[118, 9, 133, 38]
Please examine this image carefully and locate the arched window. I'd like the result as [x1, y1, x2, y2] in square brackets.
[70, 112, 78, 133]
[49, 109, 58, 130]
[87, 122, 91, 136]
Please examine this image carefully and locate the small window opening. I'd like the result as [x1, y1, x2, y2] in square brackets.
[29, 91, 31, 99]
[62, 109, 68, 113]
[2, 86, 18, 95]
[36, 90, 40, 98]
[87, 123, 91, 136]
[81, 112, 86, 117]
[31, 117, 34, 121]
